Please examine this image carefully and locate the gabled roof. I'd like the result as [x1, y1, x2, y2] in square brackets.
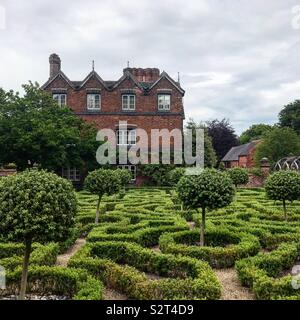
[78, 70, 108, 89]
[222, 141, 259, 162]
[148, 71, 185, 95]
[41, 71, 75, 90]
[111, 70, 144, 91]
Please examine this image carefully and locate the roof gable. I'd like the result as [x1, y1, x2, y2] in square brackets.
[222, 141, 258, 162]
[148, 71, 185, 95]
[41, 71, 75, 90]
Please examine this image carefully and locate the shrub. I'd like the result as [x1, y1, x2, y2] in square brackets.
[177, 169, 235, 245]
[0, 170, 77, 299]
[265, 171, 300, 221]
[84, 169, 121, 224]
[167, 168, 186, 187]
[228, 167, 249, 188]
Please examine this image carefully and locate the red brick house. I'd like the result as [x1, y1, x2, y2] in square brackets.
[42, 54, 185, 183]
[221, 140, 261, 169]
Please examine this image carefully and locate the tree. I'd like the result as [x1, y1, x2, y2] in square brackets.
[176, 169, 235, 246]
[167, 167, 186, 187]
[206, 119, 239, 163]
[265, 171, 300, 221]
[228, 167, 249, 188]
[0, 170, 77, 300]
[84, 169, 121, 224]
[140, 164, 175, 186]
[185, 120, 217, 168]
[115, 168, 132, 196]
[279, 100, 300, 135]
[0, 83, 99, 171]
[240, 124, 273, 144]
[254, 127, 300, 168]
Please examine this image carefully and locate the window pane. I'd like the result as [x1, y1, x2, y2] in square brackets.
[61, 94, 66, 106]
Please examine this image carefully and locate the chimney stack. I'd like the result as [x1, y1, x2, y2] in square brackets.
[49, 53, 61, 78]
[123, 67, 160, 82]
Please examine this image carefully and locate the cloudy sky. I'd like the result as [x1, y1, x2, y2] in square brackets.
[1, 0, 300, 134]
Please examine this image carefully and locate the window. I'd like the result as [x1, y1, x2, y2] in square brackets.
[53, 94, 67, 106]
[122, 94, 135, 110]
[158, 94, 171, 111]
[62, 168, 81, 182]
[117, 129, 136, 145]
[87, 94, 101, 110]
[118, 165, 136, 182]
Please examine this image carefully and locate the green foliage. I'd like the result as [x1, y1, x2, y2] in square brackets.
[254, 127, 300, 167]
[279, 100, 300, 135]
[0, 83, 100, 171]
[265, 171, 300, 219]
[140, 164, 175, 186]
[84, 169, 121, 198]
[228, 167, 249, 187]
[0, 170, 77, 242]
[115, 168, 132, 186]
[240, 124, 273, 144]
[176, 169, 235, 211]
[167, 167, 186, 186]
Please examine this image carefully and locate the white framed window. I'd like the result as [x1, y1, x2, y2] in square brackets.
[53, 93, 67, 106]
[87, 94, 101, 110]
[62, 168, 81, 182]
[158, 94, 171, 111]
[118, 165, 136, 182]
[117, 129, 136, 145]
[122, 94, 135, 110]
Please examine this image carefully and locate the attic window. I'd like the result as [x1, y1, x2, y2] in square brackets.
[158, 94, 171, 111]
[87, 94, 101, 110]
[53, 93, 67, 106]
[122, 94, 135, 111]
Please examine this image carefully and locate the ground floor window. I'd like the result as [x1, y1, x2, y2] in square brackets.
[117, 165, 136, 182]
[62, 167, 81, 182]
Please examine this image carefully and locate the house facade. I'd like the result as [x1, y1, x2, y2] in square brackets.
[42, 54, 185, 184]
[222, 140, 260, 169]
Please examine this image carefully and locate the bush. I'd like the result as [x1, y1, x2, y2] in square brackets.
[0, 169, 77, 299]
[167, 168, 186, 187]
[265, 171, 300, 221]
[228, 167, 249, 187]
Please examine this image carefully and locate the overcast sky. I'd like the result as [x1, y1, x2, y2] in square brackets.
[1, 0, 300, 134]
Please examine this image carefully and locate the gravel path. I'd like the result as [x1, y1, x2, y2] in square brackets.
[214, 268, 255, 300]
[56, 238, 86, 267]
[103, 288, 128, 300]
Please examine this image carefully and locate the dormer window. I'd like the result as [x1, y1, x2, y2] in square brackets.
[87, 94, 101, 110]
[158, 94, 171, 111]
[122, 94, 135, 111]
[53, 93, 67, 106]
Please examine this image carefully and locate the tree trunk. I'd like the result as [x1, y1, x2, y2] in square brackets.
[19, 238, 32, 300]
[200, 207, 206, 246]
[283, 199, 288, 221]
[95, 195, 102, 225]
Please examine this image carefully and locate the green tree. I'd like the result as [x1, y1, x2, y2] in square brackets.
[185, 119, 217, 168]
[265, 171, 300, 221]
[0, 170, 77, 300]
[84, 169, 121, 224]
[279, 100, 300, 134]
[228, 167, 249, 188]
[0, 83, 99, 170]
[167, 167, 186, 187]
[206, 119, 239, 163]
[176, 169, 235, 246]
[140, 164, 175, 186]
[254, 127, 300, 167]
[240, 124, 273, 144]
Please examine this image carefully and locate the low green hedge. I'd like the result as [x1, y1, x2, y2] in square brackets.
[69, 241, 221, 300]
[159, 228, 261, 268]
[236, 242, 300, 300]
[0, 266, 103, 300]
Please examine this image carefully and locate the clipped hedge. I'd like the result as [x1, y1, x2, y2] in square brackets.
[236, 242, 300, 300]
[0, 266, 103, 300]
[159, 228, 260, 268]
[69, 241, 221, 300]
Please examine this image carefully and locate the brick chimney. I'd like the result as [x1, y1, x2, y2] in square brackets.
[124, 68, 160, 82]
[49, 53, 61, 78]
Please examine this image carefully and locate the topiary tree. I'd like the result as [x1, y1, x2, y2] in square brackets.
[177, 169, 235, 246]
[167, 167, 186, 187]
[265, 170, 300, 221]
[0, 170, 77, 300]
[84, 169, 121, 224]
[115, 168, 132, 188]
[228, 167, 249, 188]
